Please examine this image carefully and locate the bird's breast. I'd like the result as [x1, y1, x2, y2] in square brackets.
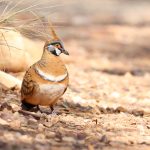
[33, 83, 66, 106]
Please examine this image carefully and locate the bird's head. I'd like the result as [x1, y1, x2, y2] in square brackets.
[44, 21, 69, 56]
[44, 39, 69, 56]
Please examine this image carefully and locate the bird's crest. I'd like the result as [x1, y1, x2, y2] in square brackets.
[44, 18, 60, 48]
[48, 18, 59, 40]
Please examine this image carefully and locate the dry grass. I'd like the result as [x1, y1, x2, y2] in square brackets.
[0, 0, 68, 71]
[0, 0, 55, 39]
[0, 0, 71, 49]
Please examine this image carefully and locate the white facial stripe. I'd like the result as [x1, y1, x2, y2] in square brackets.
[55, 47, 61, 56]
[35, 67, 68, 82]
[47, 45, 54, 51]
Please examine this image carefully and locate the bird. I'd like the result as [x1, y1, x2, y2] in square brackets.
[20, 23, 69, 112]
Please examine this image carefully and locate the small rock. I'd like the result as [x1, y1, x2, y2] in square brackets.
[38, 123, 45, 132]
[99, 135, 110, 144]
[132, 110, 144, 117]
[15, 132, 22, 138]
[10, 120, 21, 128]
[46, 131, 55, 138]
[99, 107, 107, 114]
[35, 134, 46, 142]
[20, 135, 33, 144]
[4, 133, 14, 141]
[28, 118, 37, 125]
[13, 112, 20, 118]
[106, 107, 115, 113]
[44, 115, 59, 127]
[0, 118, 9, 125]
[10, 103, 20, 112]
[28, 118, 37, 123]
[147, 125, 150, 129]
[27, 118, 38, 129]
[55, 131, 62, 142]
[77, 133, 87, 140]
[63, 137, 76, 143]
[115, 106, 126, 113]
[0, 102, 12, 111]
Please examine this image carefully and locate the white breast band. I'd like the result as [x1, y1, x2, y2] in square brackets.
[35, 67, 68, 82]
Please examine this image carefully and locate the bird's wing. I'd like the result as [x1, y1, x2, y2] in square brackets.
[21, 69, 37, 98]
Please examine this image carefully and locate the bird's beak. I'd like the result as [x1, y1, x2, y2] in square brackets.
[62, 50, 69, 55]
[60, 48, 69, 55]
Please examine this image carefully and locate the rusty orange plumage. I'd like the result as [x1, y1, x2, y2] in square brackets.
[21, 23, 69, 111]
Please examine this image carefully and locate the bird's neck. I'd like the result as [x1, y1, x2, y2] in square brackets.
[36, 50, 67, 76]
[41, 50, 59, 61]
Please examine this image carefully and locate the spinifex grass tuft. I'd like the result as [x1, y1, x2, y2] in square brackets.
[0, 0, 67, 39]
[0, 0, 67, 71]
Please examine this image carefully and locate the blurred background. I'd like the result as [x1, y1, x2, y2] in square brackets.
[53, 0, 150, 74]
[33, 0, 150, 75]
[1, 0, 150, 73]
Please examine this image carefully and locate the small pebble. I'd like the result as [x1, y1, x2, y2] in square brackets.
[115, 106, 126, 113]
[46, 131, 55, 138]
[13, 112, 20, 118]
[132, 110, 144, 117]
[10, 103, 20, 112]
[4, 133, 14, 141]
[35, 134, 46, 142]
[106, 107, 115, 113]
[99, 107, 107, 114]
[63, 137, 76, 143]
[38, 123, 45, 132]
[0, 118, 9, 125]
[10, 120, 21, 128]
[20, 135, 33, 144]
[99, 135, 110, 144]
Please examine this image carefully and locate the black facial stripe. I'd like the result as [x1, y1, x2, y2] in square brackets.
[50, 42, 60, 45]
[51, 50, 59, 56]
[50, 41, 64, 48]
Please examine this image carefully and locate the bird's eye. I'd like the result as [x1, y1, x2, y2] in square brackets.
[55, 44, 60, 48]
